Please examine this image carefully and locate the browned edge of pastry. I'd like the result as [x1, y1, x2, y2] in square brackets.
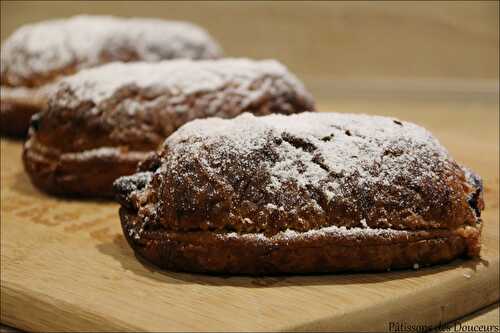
[119, 204, 481, 275]
[23, 134, 150, 198]
[115, 169, 483, 275]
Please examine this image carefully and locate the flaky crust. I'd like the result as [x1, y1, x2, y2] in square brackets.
[23, 136, 149, 197]
[114, 112, 484, 275]
[23, 60, 315, 197]
[119, 206, 480, 274]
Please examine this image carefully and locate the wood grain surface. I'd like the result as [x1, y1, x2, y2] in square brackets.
[1, 96, 499, 332]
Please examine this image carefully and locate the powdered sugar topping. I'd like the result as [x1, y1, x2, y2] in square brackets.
[55, 58, 310, 105]
[1, 15, 221, 86]
[118, 111, 479, 237]
[222, 224, 411, 242]
[166, 112, 450, 192]
[151, 112, 456, 232]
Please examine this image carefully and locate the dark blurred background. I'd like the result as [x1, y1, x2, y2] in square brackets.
[1, 1, 499, 101]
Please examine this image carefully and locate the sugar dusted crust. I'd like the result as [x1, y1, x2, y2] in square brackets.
[1, 15, 222, 87]
[0, 15, 222, 136]
[54, 58, 313, 107]
[115, 112, 484, 274]
[23, 59, 314, 197]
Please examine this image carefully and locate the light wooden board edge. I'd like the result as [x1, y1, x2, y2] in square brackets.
[287, 260, 500, 332]
[1, 256, 498, 332]
[1, 282, 140, 332]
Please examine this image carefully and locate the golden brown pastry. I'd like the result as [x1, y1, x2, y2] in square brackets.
[1, 15, 222, 136]
[23, 59, 315, 197]
[114, 112, 484, 275]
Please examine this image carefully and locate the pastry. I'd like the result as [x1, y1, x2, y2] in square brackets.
[1, 15, 221, 136]
[23, 59, 315, 197]
[114, 112, 484, 275]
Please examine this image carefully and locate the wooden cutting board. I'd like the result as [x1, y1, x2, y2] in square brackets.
[1, 101, 499, 332]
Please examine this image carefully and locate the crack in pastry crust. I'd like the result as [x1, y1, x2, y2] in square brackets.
[114, 112, 484, 274]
